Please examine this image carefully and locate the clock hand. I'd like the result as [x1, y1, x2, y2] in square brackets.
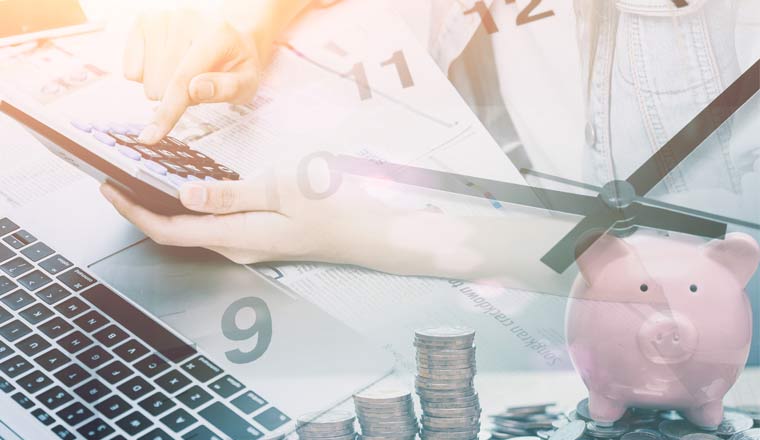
[543, 58, 760, 273]
[521, 168, 760, 231]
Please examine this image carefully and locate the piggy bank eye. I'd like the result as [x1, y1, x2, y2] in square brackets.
[640, 284, 649, 292]
[689, 284, 698, 293]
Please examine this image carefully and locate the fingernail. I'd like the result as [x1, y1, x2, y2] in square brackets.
[180, 184, 207, 207]
[192, 80, 215, 101]
[100, 184, 115, 202]
[138, 124, 160, 144]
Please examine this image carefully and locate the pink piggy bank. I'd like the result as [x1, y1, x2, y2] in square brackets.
[566, 232, 759, 429]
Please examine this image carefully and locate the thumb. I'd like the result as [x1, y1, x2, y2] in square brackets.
[189, 69, 259, 104]
[179, 178, 279, 214]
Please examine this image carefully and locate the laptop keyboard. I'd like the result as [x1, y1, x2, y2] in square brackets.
[70, 121, 241, 186]
[0, 217, 291, 439]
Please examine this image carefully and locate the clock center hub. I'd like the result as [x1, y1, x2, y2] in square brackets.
[600, 180, 636, 210]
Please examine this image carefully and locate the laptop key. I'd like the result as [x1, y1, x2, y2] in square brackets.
[21, 242, 55, 262]
[32, 408, 55, 425]
[77, 346, 113, 369]
[16, 333, 52, 356]
[0, 319, 32, 342]
[117, 411, 154, 436]
[34, 348, 71, 372]
[77, 418, 115, 440]
[58, 330, 93, 354]
[139, 391, 176, 416]
[1, 290, 34, 311]
[114, 339, 149, 363]
[38, 385, 74, 410]
[18, 270, 53, 291]
[182, 355, 222, 383]
[155, 369, 191, 394]
[57, 268, 96, 292]
[182, 426, 223, 440]
[0, 355, 33, 377]
[56, 297, 90, 318]
[135, 354, 169, 378]
[58, 401, 94, 426]
[199, 402, 264, 440]
[39, 317, 74, 339]
[254, 407, 291, 431]
[119, 376, 155, 400]
[0, 377, 14, 393]
[0, 340, 12, 361]
[139, 427, 173, 440]
[0, 257, 34, 278]
[209, 375, 244, 398]
[97, 360, 133, 384]
[19, 302, 54, 325]
[177, 385, 213, 410]
[52, 425, 77, 440]
[39, 255, 74, 275]
[10, 230, 36, 247]
[0, 276, 17, 295]
[2, 235, 24, 250]
[55, 363, 90, 387]
[0, 218, 19, 236]
[74, 378, 111, 403]
[95, 394, 132, 419]
[12, 391, 34, 408]
[231, 390, 267, 414]
[93, 324, 128, 347]
[160, 408, 197, 433]
[74, 310, 109, 333]
[0, 243, 14, 264]
[0, 304, 11, 325]
[36, 283, 71, 305]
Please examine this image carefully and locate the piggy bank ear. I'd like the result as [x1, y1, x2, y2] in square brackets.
[576, 233, 634, 285]
[703, 232, 760, 287]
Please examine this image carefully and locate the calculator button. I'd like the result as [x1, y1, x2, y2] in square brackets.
[74, 310, 109, 333]
[38, 385, 74, 410]
[208, 375, 244, 398]
[37, 284, 71, 305]
[19, 302, 54, 325]
[32, 408, 55, 425]
[177, 385, 212, 410]
[77, 346, 113, 369]
[144, 160, 168, 175]
[93, 325, 128, 347]
[74, 378, 111, 403]
[135, 146, 164, 160]
[35, 348, 71, 372]
[1, 290, 35, 310]
[21, 242, 55, 262]
[39, 317, 74, 339]
[181, 356, 222, 383]
[17, 370, 53, 394]
[56, 363, 91, 387]
[0, 355, 33, 377]
[93, 131, 116, 147]
[135, 354, 169, 378]
[117, 411, 153, 436]
[0, 340, 12, 361]
[140, 391, 176, 416]
[18, 270, 53, 291]
[12, 391, 34, 408]
[97, 360, 133, 384]
[0, 320, 32, 342]
[110, 132, 139, 146]
[113, 339, 149, 363]
[168, 173, 187, 188]
[57, 401, 94, 426]
[0, 218, 19, 236]
[155, 369, 191, 394]
[0, 276, 18, 295]
[39, 255, 74, 275]
[95, 394, 132, 419]
[160, 161, 189, 176]
[118, 376, 154, 400]
[160, 408, 197, 433]
[199, 402, 263, 440]
[56, 297, 90, 319]
[71, 120, 93, 132]
[52, 424, 77, 440]
[77, 418, 115, 440]
[118, 146, 142, 161]
[58, 331, 93, 354]
[57, 268, 96, 292]
[0, 257, 34, 277]
[16, 333, 51, 356]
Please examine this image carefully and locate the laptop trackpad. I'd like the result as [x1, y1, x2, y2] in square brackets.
[90, 240, 394, 416]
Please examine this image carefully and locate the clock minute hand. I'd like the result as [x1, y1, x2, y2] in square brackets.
[543, 58, 760, 273]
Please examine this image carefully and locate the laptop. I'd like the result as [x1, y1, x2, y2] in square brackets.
[0, 0, 102, 48]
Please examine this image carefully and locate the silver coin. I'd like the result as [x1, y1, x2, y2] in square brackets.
[537, 430, 555, 440]
[634, 429, 664, 440]
[622, 433, 662, 440]
[424, 407, 482, 418]
[659, 420, 706, 440]
[680, 434, 721, 440]
[421, 431, 480, 440]
[416, 326, 476, 340]
[298, 411, 356, 426]
[362, 427, 419, 436]
[567, 411, 580, 421]
[717, 412, 755, 437]
[418, 389, 478, 401]
[298, 430, 357, 440]
[494, 425, 533, 436]
[728, 429, 760, 440]
[553, 419, 571, 429]
[492, 432, 518, 439]
[297, 426, 356, 436]
[417, 346, 476, 355]
[660, 411, 684, 422]
[418, 370, 477, 381]
[505, 405, 559, 417]
[419, 358, 477, 366]
[359, 436, 416, 440]
[354, 389, 413, 404]
[421, 395, 480, 409]
[549, 420, 587, 440]
[509, 437, 541, 440]
[585, 422, 628, 439]
[576, 400, 592, 422]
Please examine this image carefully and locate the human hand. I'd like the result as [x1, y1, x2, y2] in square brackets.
[123, 9, 264, 144]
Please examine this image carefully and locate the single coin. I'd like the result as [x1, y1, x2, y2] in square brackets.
[728, 428, 760, 440]
[575, 400, 592, 422]
[717, 412, 755, 437]
[424, 407, 482, 418]
[416, 326, 476, 340]
[549, 420, 587, 440]
[680, 434, 721, 440]
[354, 389, 412, 404]
[421, 394, 480, 409]
[659, 420, 705, 440]
[417, 369, 477, 381]
[623, 432, 662, 440]
[298, 410, 356, 426]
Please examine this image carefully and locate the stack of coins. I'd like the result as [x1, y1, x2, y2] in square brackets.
[297, 411, 358, 440]
[415, 327, 481, 440]
[353, 389, 419, 440]
[488, 398, 760, 440]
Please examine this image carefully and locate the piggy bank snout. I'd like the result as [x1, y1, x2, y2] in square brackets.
[637, 313, 698, 365]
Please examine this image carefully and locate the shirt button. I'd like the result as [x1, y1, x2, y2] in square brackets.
[585, 122, 598, 151]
